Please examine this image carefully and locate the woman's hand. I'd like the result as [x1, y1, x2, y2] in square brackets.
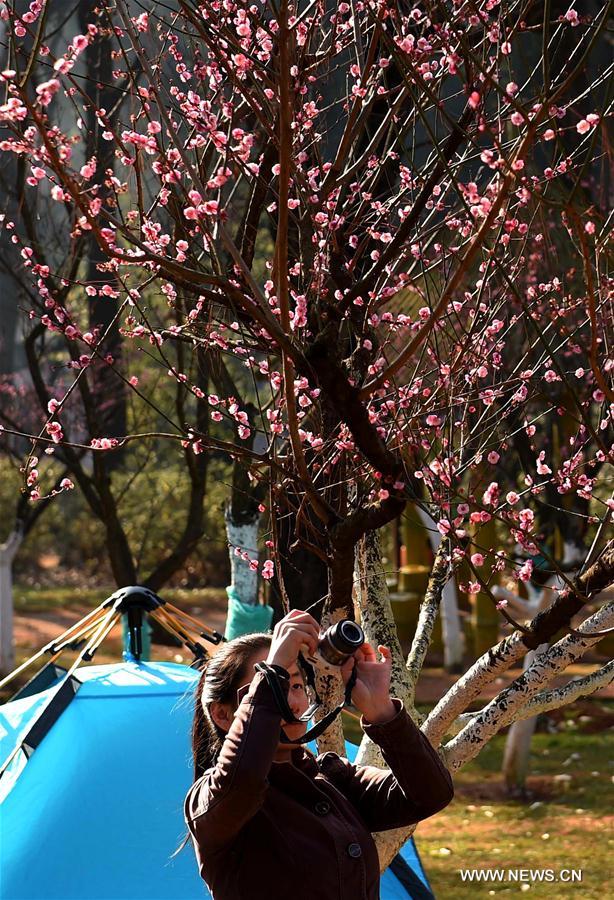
[341, 643, 396, 724]
[265, 609, 320, 671]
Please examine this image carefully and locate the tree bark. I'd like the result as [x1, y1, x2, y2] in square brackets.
[0, 529, 22, 674]
[415, 506, 464, 672]
[226, 513, 260, 605]
[445, 601, 614, 770]
[314, 608, 348, 756]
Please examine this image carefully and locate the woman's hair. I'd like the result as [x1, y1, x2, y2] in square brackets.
[173, 632, 272, 858]
[191, 632, 272, 780]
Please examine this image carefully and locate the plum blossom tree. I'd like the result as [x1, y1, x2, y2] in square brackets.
[0, 0, 612, 868]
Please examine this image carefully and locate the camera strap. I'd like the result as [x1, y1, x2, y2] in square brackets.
[254, 657, 358, 745]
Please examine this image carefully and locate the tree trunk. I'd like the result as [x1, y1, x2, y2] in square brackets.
[354, 530, 412, 716]
[314, 608, 347, 756]
[0, 530, 22, 674]
[222, 419, 270, 639]
[353, 530, 419, 869]
[416, 506, 464, 671]
[80, 0, 126, 448]
[226, 511, 260, 606]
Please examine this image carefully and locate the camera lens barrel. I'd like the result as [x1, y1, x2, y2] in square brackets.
[317, 620, 365, 666]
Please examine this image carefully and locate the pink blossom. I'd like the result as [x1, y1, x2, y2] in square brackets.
[471, 553, 485, 567]
[518, 509, 535, 531]
[487, 451, 500, 464]
[47, 398, 60, 414]
[482, 482, 500, 506]
[506, 491, 520, 505]
[518, 560, 534, 582]
[576, 119, 591, 134]
[53, 58, 74, 74]
[60, 478, 74, 490]
[71, 34, 89, 54]
[261, 559, 275, 580]
[45, 421, 63, 443]
[35, 78, 61, 106]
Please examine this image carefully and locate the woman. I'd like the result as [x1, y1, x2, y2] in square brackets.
[185, 609, 453, 900]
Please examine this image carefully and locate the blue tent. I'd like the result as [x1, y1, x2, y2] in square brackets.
[1, 659, 433, 899]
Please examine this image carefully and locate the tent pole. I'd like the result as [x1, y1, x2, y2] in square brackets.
[0, 603, 109, 692]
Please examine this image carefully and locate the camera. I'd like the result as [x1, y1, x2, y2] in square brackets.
[310, 619, 365, 671]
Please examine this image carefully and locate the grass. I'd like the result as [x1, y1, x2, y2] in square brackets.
[342, 710, 613, 898]
[404, 726, 612, 898]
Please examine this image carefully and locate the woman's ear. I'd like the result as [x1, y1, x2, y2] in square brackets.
[208, 700, 234, 733]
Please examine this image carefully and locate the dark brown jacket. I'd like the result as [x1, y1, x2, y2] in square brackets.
[185, 668, 453, 900]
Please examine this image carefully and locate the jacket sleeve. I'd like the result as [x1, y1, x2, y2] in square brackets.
[319, 699, 453, 832]
[184, 668, 287, 854]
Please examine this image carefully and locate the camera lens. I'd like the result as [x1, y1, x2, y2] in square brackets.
[317, 619, 365, 666]
[336, 621, 364, 652]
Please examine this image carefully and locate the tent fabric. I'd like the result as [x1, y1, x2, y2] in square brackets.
[0, 661, 432, 900]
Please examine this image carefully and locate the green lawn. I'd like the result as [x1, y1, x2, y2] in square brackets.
[342, 708, 613, 898]
[412, 728, 612, 898]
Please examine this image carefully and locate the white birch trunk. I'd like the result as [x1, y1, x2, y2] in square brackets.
[501, 644, 546, 796]
[225, 512, 259, 605]
[416, 506, 464, 671]
[0, 529, 22, 675]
